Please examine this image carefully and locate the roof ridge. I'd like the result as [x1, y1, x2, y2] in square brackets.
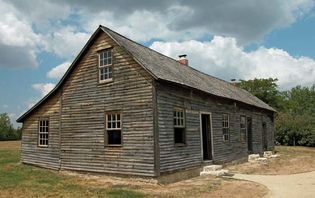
[100, 25, 246, 94]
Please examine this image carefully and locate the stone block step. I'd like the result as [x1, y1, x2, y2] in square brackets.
[200, 169, 229, 177]
[203, 165, 223, 172]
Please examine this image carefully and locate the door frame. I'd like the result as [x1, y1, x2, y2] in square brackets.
[247, 116, 253, 153]
[199, 112, 214, 161]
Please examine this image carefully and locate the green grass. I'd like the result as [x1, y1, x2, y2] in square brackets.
[0, 148, 145, 198]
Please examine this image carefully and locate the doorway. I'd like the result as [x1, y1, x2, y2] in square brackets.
[262, 122, 268, 150]
[201, 114, 212, 160]
[247, 117, 253, 153]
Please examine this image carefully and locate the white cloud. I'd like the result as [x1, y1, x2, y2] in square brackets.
[75, 0, 314, 43]
[43, 26, 90, 58]
[47, 62, 71, 79]
[32, 83, 55, 97]
[0, 0, 40, 68]
[150, 37, 315, 89]
[84, 7, 206, 42]
[2, 104, 8, 108]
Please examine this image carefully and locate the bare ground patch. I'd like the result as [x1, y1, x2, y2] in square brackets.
[63, 171, 268, 198]
[227, 146, 315, 175]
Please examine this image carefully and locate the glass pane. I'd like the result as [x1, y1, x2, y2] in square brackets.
[108, 130, 121, 144]
[117, 114, 120, 121]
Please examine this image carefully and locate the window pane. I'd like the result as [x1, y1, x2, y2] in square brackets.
[174, 128, 185, 144]
[117, 114, 120, 121]
[108, 130, 121, 144]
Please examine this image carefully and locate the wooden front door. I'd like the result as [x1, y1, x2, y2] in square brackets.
[201, 114, 212, 160]
[247, 117, 253, 152]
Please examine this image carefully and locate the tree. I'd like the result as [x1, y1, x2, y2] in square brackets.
[237, 78, 284, 109]
[0, 113, 22, 141]
[281, 85, 315, 117]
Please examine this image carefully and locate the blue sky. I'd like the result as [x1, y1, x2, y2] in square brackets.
[1, 0, 315, 126]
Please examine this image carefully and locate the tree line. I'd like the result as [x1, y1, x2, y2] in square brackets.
[238, 78, 315, 147]
[0, 113, 22, 141]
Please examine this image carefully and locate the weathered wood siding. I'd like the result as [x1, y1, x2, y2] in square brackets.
[59, 31, 155, 176]
[156, 82, 274, 173]
[21, 91, 61, 170]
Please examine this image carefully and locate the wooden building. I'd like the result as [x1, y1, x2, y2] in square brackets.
[17, 25, 275, 177]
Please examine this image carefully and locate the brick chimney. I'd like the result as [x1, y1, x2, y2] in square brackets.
[178, 54, 188, 65]
[230, 79, 237, 86]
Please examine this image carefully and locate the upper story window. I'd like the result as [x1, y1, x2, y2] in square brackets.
[173, 108, 186, 145]
[106, 113, 122, 145]
[222, 114, 230, 142]
[38, 118, 49, 147]
[99, 49, 113, 83]
[240, 115, 247, 143]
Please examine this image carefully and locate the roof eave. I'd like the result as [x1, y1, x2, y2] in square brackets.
[16, 26, 104, 123]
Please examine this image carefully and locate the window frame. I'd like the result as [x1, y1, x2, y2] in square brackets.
[173, 108, 186, 146]
[222, 113, 230, 142]
[240, 115, 247, 143]
[98, 48, 113, 83]
[105, 112, 122, 146]
[38, 117, 49, 147]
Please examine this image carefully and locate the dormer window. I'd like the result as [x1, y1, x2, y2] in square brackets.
[99, 49, 113, 83]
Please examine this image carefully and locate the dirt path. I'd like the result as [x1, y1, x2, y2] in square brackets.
[231, 171, 315, 198]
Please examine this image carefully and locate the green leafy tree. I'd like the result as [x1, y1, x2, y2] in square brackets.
[237, 78, 284, 109]
[281, 85, 315, 116]
[0, 113, 22, 141]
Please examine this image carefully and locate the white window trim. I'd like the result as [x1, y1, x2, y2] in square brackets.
[106, 113, 122, 130]
[173, 108, 185, 128]
[98, 49, 113, 83]
[38, 118, 49, 147]
[105, 113, 122, 146]
[222, 114, 230, 142]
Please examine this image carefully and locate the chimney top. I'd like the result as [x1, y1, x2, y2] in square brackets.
[178, 54, 187, 59]
[178, 54, 188, 65]
[230, 79, 237, 86]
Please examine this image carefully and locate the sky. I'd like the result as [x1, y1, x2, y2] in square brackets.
[0, 0, 315, 126]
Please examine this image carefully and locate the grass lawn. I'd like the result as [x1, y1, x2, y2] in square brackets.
[227, 146, 315, 175]
[0, 141, 267, 198]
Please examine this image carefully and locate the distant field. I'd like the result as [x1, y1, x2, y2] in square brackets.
[0, 141, 267, 198]
[0, 140, 21, 149]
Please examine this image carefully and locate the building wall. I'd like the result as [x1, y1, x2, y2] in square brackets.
[21, 31, 156, 176]
[21, 91, 61, 170]
[156, 82, 274, 174]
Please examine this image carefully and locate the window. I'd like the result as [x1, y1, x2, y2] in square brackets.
[222, 114, 230, 142]
[38, 119, 49, 147]
[173, 109, 185, 144]
[99, 49, 113, 82]
[240, 115, 246, 143]
[106, 113, 122, 145]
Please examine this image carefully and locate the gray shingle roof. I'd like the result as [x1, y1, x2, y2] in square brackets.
[101, 26, 274, 112]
